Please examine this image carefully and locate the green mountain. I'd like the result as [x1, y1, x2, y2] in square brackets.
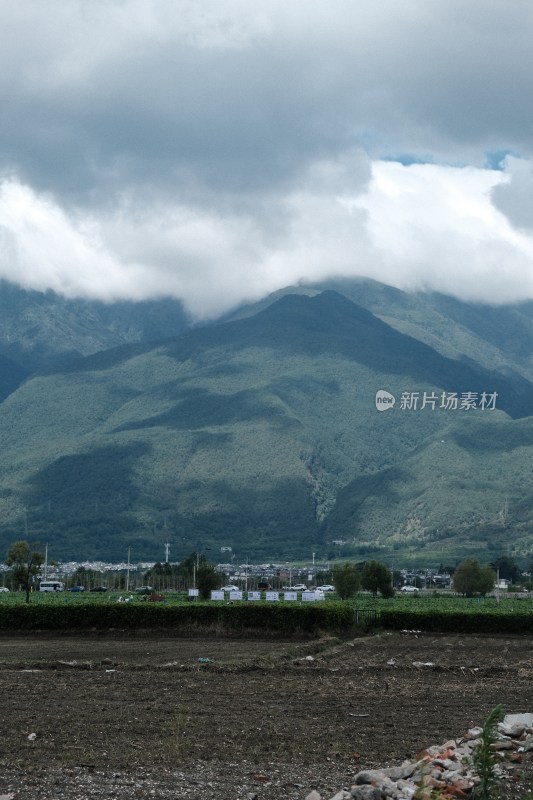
[321, 278, 533, 382]
[0, 280, 188, 372]
[325, 413, 533, 567]
[0, 353, 28, 402]
[231, 278, 533, 383]
[1, 289, 532, 565]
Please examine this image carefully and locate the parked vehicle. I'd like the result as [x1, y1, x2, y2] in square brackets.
[135, 586, 153, 594]
[288, 584, 307, 591]
[220, 585, 240, 592]
[0, 587, 10, 592]
[69, 585, 85, 592]
[39, 581, 64, 592]
[89, 586, 108, 593]
[400, 585, 419, 593]
[316, 585, 335, 592]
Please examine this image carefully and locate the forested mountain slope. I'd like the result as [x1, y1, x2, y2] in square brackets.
[0, 290, 531, 563]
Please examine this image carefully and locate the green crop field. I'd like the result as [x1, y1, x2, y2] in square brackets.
[0, 590, 175, 605]
[345, 593, 533, 615]
[1, 589, 532, 615]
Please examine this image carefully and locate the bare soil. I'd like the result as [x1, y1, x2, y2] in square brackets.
[1, 631, 533, 799]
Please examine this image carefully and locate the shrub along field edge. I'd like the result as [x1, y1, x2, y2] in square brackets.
[380, 609, 533, 634]
[0, 600, 358, 637]
[0, 601, 532, 636]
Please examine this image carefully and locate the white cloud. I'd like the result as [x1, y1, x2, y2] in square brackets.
[0, 180, 135, 298]
[2, 1, 533, 313]
[353, 161, 533, 302]
[3, 155, 533, 315]
[491, 156, 533, 233]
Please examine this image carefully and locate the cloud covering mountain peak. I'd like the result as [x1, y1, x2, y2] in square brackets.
[2, 1, 533, 316]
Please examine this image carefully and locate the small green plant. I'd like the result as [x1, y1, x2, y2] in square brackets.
[472, 704, 505, 800]
[168, 705, 191, 761]
[413, 759, 442, 800]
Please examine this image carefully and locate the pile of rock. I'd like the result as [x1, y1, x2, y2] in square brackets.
[305, 713, 533, 800]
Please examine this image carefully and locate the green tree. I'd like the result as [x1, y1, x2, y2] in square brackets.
[360, 561, 393, 598]
[70, 566, 87, 588]
[314, 569, 333, 586]
[332, 562, 360, 599]
[490, 555, 520, 583]
[143, 561, 176, 591]
[197, 561, 220, 599]
[453, 558, 495, 597]
[478, 565, 497, 596]
[174, 551, 207, 588]
[6, 540, 44, 603]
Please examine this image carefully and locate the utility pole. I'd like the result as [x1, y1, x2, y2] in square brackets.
[126, 547, 131, 592]
[164, 542, 170, 563]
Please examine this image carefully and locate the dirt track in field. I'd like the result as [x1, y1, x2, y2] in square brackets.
[1, 631, 533, 799]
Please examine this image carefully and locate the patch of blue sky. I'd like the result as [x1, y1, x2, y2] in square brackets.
[380, 153, 435, 166]
[485, 150, 517, 170]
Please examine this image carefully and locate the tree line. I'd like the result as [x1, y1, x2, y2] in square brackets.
[2, 540, 526, 603]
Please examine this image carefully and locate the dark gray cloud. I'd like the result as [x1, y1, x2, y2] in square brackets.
[1, 0, 533, 314]
[4, 0, 533, 203]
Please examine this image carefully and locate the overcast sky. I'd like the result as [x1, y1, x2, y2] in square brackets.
[1, 0, 533, 318]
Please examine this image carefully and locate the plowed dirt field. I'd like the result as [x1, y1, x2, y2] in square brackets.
[1, 631, 532, 799]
